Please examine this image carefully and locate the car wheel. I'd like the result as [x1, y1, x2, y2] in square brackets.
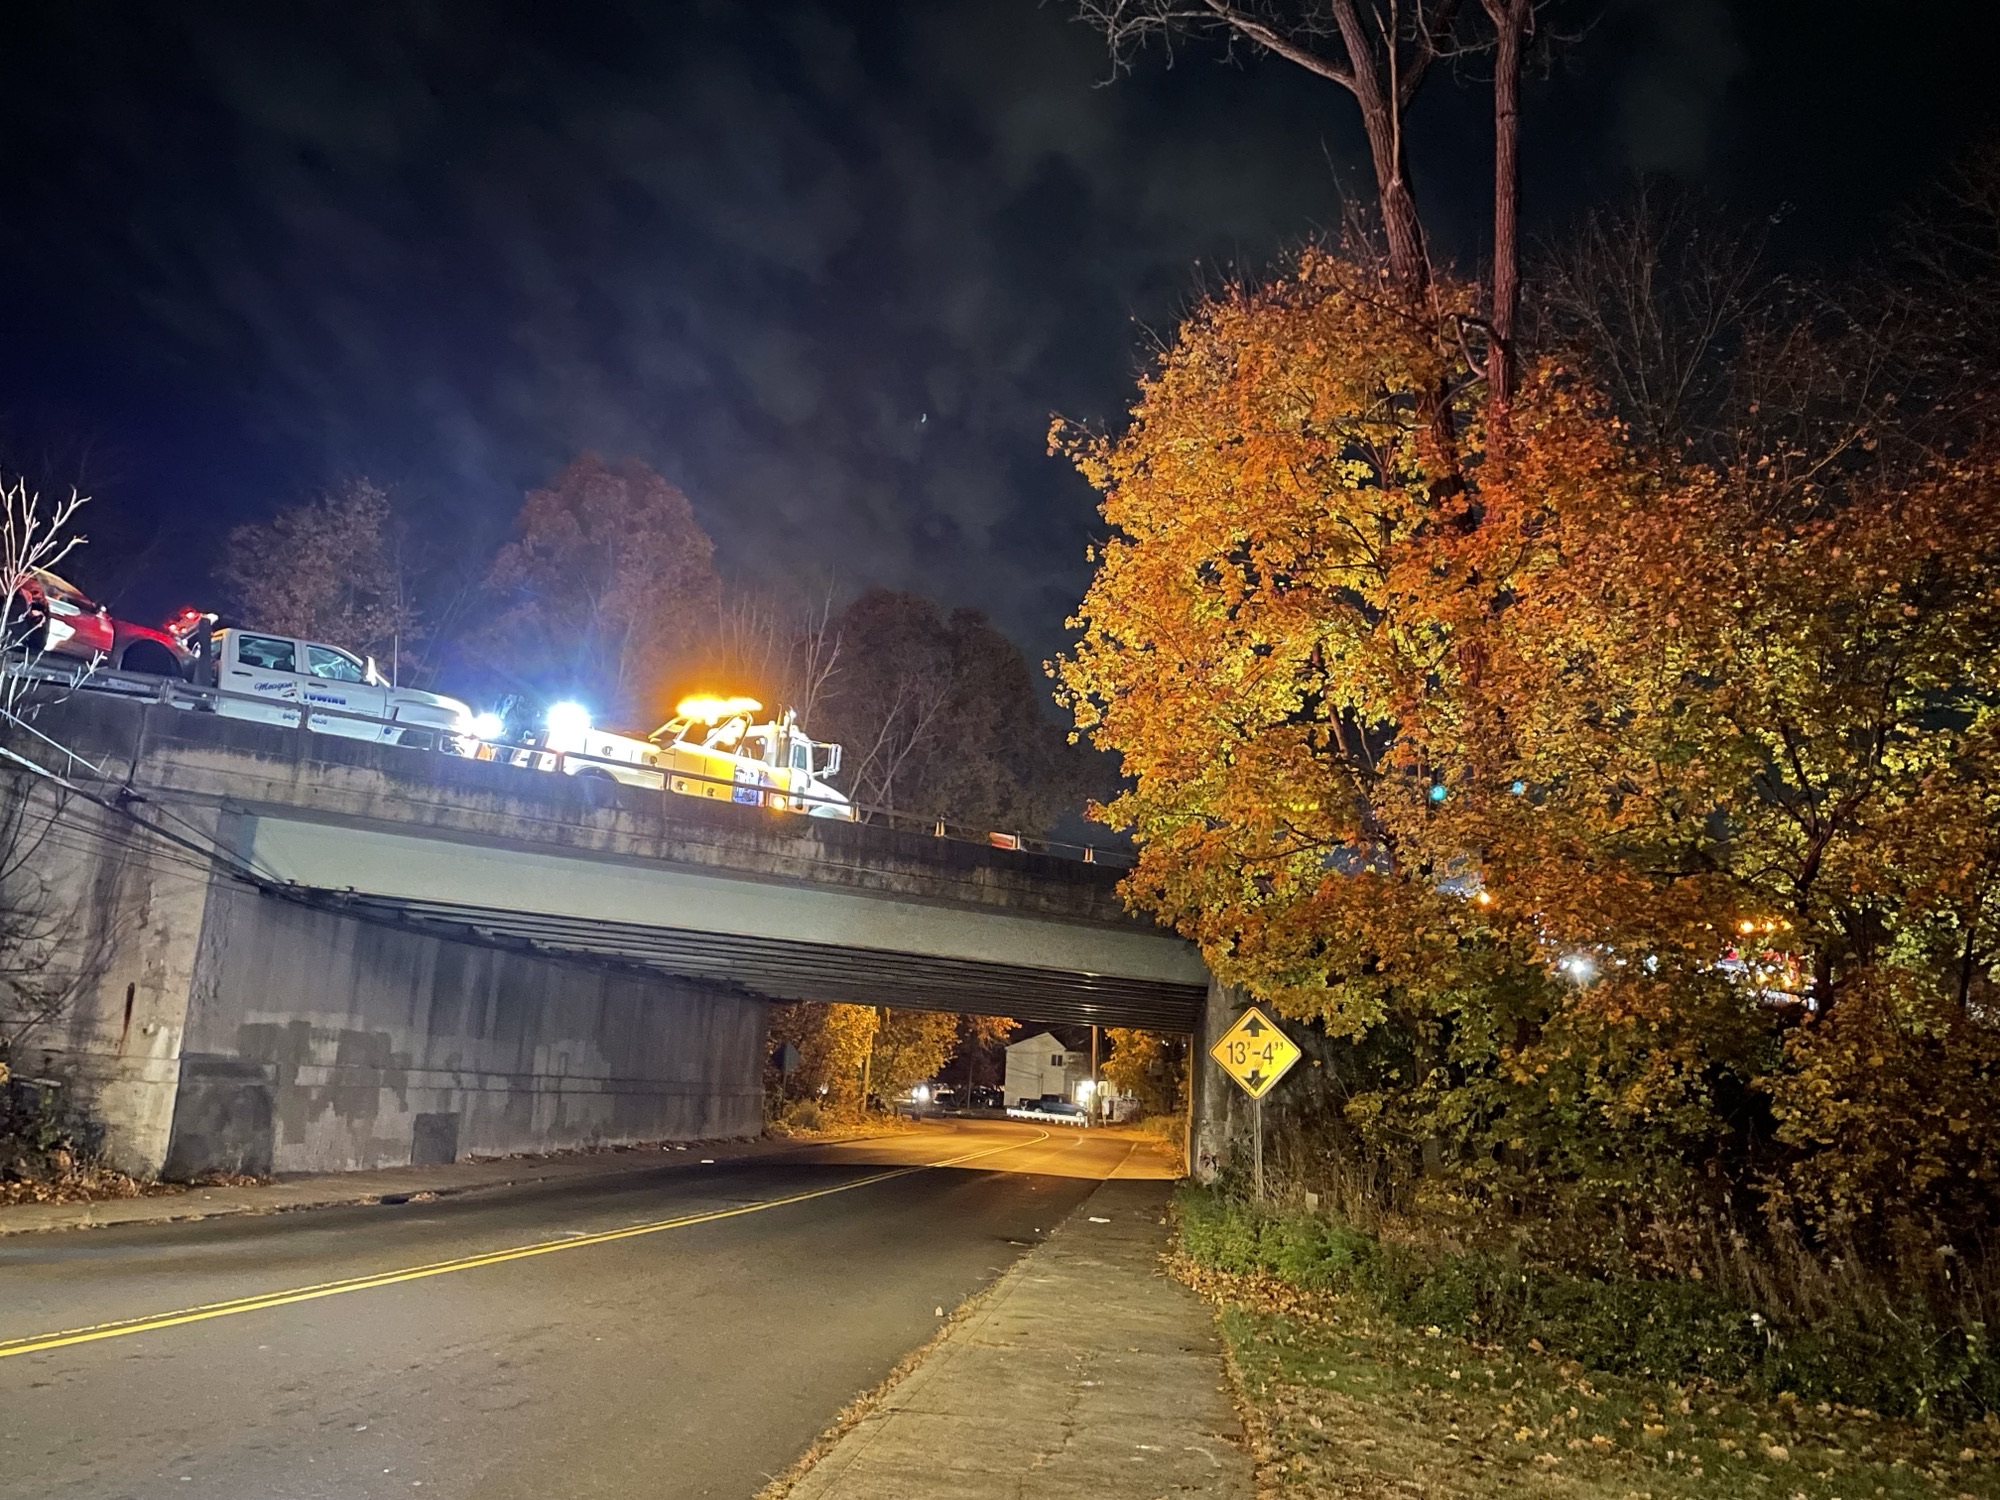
[117, 640, 184, 679]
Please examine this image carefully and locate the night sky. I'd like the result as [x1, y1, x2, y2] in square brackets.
[3, 1, 1997, 663]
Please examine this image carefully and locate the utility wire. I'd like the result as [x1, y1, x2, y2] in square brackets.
[0, 739, 266, 888]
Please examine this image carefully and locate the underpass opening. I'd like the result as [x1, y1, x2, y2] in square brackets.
[289, 887, 1206, 1033]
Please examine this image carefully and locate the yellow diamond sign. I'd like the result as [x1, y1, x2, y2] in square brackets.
[1210, 1006, 1301, 1100]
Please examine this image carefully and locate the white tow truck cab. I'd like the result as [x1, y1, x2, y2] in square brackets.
[209, 627, 476, 748]
[519, 695, 853, 819]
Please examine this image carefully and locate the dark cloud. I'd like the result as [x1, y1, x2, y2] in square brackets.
[0, 1, 1995, 660]
[1611, 0, 1745, 177]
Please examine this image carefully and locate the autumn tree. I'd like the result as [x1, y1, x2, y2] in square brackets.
[217, 479, 419, 662]
[767, 1002, 973, 1114]
[1062, 219, 2000, 1309]
[481, 454, 721, 725]
[867, 1008, 961, 1104]
[1057, 246, 1492, 1034]
[815, 589, 1083, 835]
[1102, 1027, 1184, 1116]
[768, 1001, 878, 1113]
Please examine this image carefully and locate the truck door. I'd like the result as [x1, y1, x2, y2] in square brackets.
[218, 632, 305, 726]
[734, 728, 771, 806]
[785, 737, 813, 811]
[301, 642, 392, 740]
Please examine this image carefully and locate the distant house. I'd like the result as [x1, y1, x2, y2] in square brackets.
[1004, 1032, 1087, 1106]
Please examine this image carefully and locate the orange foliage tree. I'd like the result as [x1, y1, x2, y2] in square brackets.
[1058, 242, 2000, 1276]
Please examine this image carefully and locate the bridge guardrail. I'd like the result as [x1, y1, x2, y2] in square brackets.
[2, 656, 1135, 869]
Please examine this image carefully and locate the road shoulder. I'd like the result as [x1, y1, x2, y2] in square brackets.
[777, 1176, 1253, 1500]
[0, 1133, 865, 1236]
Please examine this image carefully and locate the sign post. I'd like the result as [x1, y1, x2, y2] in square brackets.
[1208, 1005, 1301, 1201]
[1254, 1094, 1264, 1200]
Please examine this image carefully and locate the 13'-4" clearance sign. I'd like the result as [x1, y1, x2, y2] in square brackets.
[1209, 1006, 1301, 1100]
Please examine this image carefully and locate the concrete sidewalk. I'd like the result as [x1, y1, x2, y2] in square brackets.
[0, 1133, 838, 1236]
[786, 1177, 1253, 1500]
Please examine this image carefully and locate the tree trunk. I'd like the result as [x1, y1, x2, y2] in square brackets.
[1483, 0, 1530, 445]
[1357, 98, 1429, 298]
[1340, 58, 1468, 493]
[1329, 0, 1430, 300]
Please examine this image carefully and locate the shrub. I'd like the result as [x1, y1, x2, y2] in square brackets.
[779, 1099, 826, 1132]
[1175, 1186, 2000, 1424]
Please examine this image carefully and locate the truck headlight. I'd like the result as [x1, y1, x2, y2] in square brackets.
[545, 701, 592, 737]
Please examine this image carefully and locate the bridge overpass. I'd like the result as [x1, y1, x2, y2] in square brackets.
[5, 691, 1212, 1179]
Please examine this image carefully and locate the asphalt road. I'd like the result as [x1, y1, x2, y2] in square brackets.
[0, 1120, 1156, 1500]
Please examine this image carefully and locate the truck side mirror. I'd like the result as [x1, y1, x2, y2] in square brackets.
[819, 743, 842, 778]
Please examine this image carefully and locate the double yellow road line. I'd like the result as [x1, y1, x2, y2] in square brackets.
[0, 1130, 1049, 1362]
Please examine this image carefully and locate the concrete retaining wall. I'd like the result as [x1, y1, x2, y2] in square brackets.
[3, 774, 213, 1175]
[165, 881, 766, 1177]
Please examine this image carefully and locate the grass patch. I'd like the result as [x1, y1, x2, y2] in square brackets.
[1179, 1188, 1999, 1425]
[1181, 1258, 2000, 1500]
[1174, 1188, 2000, 1499]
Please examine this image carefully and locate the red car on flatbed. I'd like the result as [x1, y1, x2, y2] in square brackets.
[6, 568, 197, 678]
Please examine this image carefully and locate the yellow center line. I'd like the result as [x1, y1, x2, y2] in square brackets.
[0, 1128, 1050, 1361]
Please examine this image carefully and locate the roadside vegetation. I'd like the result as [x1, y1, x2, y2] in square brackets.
[1177, 1189, 2000, 1499]
[1062, 3, 2000, 1446]
[0, 1074, 149, 1207]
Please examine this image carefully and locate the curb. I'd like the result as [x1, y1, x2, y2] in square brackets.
[0, 1130, 883, 1238]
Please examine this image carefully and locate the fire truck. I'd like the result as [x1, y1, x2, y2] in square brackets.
[503, 695, 853, 820]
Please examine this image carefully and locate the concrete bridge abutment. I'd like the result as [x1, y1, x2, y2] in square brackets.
[1188, 977, 1257, 1185]
[13, 776, 766, 1179]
